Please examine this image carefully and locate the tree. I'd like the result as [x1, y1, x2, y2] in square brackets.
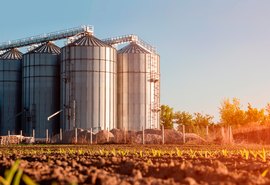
[245, 103, 265, 124]
[160, 105, 173, 129]
[264, 103, 270, 123]
[174, 111, 193, 126]
[174, 111, 193, 131]
[219, 98, 246, 126]
[193, 112, 214, 127]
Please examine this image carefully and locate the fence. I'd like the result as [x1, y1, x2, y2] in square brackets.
[0, 125, 236, 145]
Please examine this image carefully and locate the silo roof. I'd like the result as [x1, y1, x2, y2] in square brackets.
[69, 34, 113, 48]
[118, 42, 150, 54]
[0, 48, 22, 60]
[29, 42, 60, 54]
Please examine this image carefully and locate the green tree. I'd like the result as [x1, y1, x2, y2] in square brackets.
[264, 103, 270, 123]
[219, 98, 246, 126]
[193, 112, 214, 127]
[245, 103, 265, 124]
[174, 111, 193, 126]
[174, 111, 193, 131]
[160, 105, 173, 129]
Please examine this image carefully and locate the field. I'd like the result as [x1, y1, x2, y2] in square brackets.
[1, 144, 270, 185]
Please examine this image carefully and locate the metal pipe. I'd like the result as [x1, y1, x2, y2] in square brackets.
[47, 110, 63, 121]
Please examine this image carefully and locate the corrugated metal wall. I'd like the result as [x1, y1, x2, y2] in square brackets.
[22, 42, 60, 138]
[0, 49, 22, 135]
[61, 33, 117, 132]
[117, 43, 160, 131]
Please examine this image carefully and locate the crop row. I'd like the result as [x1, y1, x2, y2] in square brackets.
[0, 147, 268, 162]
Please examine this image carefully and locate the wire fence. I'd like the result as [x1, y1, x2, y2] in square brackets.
[0, 125, 238, 145]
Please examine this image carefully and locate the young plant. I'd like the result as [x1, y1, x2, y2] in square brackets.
[175, 147, 183, 157]
[0, 160, 38, 185]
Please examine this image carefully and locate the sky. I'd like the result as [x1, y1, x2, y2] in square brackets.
[1, 0, 270, 121]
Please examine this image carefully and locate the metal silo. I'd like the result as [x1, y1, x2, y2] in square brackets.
[117, 42, 160, 131]
[0, 49, 22, 135]
[22, 42, 60, 138]
[61, 32, 117, 132]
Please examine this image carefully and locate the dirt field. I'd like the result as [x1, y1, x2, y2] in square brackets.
[0, 144, 270, 185]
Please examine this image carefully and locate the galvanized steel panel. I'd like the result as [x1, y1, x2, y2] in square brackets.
[0, 53, 22, 135]
[61, 34, 117, 132]
[22, 43, 60, 138]
[117, 43, 160, 131]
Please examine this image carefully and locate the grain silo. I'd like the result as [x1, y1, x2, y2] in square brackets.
[61, 32, 117, 132]
[117, 42, 160, 131]
[22, 42, 60, 138]
[0, 49, 22, 135]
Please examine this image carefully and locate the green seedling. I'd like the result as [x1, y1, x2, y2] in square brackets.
[0, 160, 20, 185]
[110, 148, 116, 157]
[22, 174, 38, 185]
[139, 150, 143, 158]
[175, 147, 183, 157]
[0, 160, 38, 185]
[261, 168, 269, 177]
[258, 148, 267, 162]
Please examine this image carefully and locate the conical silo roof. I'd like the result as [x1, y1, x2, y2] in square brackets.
[0, 48, 22, 60]
[118, 42, 150, 54]
[29, 42, 60, 54]
[69, 33, 113, 48]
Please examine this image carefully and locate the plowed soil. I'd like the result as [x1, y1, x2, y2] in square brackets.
[0, 144, 270, 185]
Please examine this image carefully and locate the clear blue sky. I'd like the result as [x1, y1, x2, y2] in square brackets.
[1, 0, 270, 121]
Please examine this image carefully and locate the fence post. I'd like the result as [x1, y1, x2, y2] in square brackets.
[221, 127, 225, 143]
[46, 129, 49, 143]
[229, 126, 233, 143]
[142, 126, 145, 145]
[20, 130, 23, 142]
[124, 127, 127, 144]
[162, 124, 165, 144]
[107, 127, 109, 143]
[8, 130, 10, 144]
[75, 128, 77, 144]
[182, 125, 185, 143]
[206, 125, 209, 138]
[33, 129, 35, 143]
[60, 128, 62, 142]
[90, 128, 92, 144]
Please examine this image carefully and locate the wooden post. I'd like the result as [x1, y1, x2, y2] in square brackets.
[182, 125, 186, 143]
[162, 124, 165, 144]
